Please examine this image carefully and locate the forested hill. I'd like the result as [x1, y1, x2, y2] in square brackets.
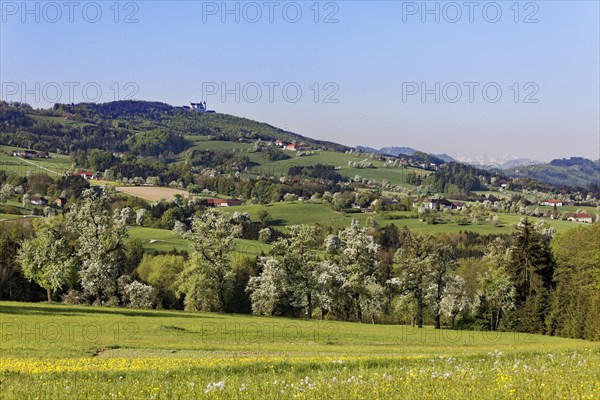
[505, 157, 600, 190]
[0, 100, 350, 155]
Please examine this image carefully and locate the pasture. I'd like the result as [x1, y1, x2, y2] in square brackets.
[176, 140, 430, 188]
[250, 149, 430, 187]
[128, 226, 270, 256]
[220, 201, 583, 235]
[0, 145, 71, 177]
[0, 302, 598, 399]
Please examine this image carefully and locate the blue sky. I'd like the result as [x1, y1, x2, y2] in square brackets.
[1, 1, 598, 161]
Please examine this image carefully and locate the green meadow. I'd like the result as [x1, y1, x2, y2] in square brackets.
[123, 201, 588, 256]
[1, 302, 598, 399]
[128, 226, 270, 256]
[0, 145, 71, 177]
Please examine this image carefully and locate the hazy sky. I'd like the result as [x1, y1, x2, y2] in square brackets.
[1, 1, 599, 161]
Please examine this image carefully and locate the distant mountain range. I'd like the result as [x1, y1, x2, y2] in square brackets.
[358, 145, 598, 189]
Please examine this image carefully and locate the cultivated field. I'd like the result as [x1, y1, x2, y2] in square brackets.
[116, 186, 193, 202]
[1, 302, 598, 399]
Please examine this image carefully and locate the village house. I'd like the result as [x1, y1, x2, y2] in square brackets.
[541, 199, 563, 207]
[206, 198, 243, 207]
[568, 213, 594, 223]
[75, 171, 94, 180]
[415, 198, 455, 210]
[284, 143, 308, 151]
[12, 149, 38, 158]
[30, 196, 48, 206]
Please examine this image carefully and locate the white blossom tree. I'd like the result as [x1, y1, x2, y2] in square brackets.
[17, 215, 78, 302]
[124, 281, 154, 309]
[439, 274, 472, 328]
[246, 257, 286, 315]
[393, 230, 434, 328]
[247, 225, 321, 318]
[328, 220, 382, 322]
[477, 266, 516, 331]
[67, 187, 129, 305]
[135, 208, 147, 226]
[172, 220, 188, 236]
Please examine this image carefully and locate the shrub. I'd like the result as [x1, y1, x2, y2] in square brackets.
[124, 281, 154, 309]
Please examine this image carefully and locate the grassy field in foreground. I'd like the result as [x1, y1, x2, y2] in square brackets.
[1, 302, 599, 399]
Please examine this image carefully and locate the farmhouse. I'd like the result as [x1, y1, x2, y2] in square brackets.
[12, 149, 38, 158]
[207, 198, 243, 207]
[568, 213, 594, 223]
[416, 198, 454, 210]
[30, 196, 48, 206]
[75, 171, 94, 180]
[284, 143, 308, 151]
[541, 199, 563, 207]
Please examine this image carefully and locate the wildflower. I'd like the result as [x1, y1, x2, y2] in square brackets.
[204, 380, 225, 393]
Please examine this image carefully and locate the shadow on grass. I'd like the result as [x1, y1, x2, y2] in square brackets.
[269, 218, 286, 226]
[0, 304, 215, 319]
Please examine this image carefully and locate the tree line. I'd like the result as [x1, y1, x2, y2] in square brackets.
[6, 187, 599, 340]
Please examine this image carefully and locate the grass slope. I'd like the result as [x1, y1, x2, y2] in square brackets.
[220, 201, 582, 234]
[0, 144, 71, 177]
[128, 226, 269, 256]
[1, 302, 598, 399]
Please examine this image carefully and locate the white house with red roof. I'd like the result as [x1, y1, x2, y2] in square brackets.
[541, 199, 563, 207]
[568, 213, 594, 223]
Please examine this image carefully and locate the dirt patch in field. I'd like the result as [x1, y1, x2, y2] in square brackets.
[116, 186, 193, 202]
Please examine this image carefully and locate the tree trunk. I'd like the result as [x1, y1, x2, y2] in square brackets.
[417, 289, 423, 328]
[307, 293, 312, 319]
[356, 295, 362, 323]
[495, 307, 502, 331]
[46, 288, 53, 303]
[218, 288, 226, 312]
[95, 294, 102, 306]
[435, 313, 441, 329]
